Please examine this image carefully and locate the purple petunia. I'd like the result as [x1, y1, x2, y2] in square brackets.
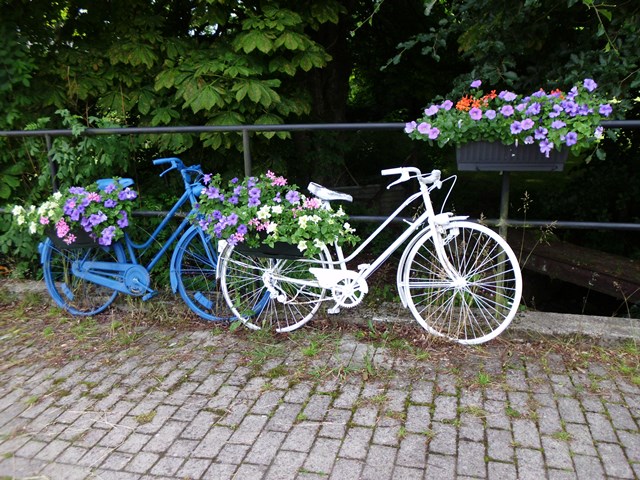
[551, 120, 566, 129]
[510, 121, 523, 134]
[441, 100, 453, 111]
[404, 121, 417, 134]
[564, 132, 578, 147]
[583, 78, 598, 92]
[286, 190, 300, 204]
[485, 109, 496, 120]
[469, 108, 482, 120]
[470, 79, 482, 88]
[104, 199, 117, 208]
[539, 139, 554, 157]
[423, 105, 439, 116]
[599, 104, 612, 116]
[500, 105, 515, 117]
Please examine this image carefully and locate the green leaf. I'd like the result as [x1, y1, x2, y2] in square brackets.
[235, 31, 274, 54]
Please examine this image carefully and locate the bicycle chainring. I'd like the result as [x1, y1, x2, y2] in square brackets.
[331, 277, 368, 309]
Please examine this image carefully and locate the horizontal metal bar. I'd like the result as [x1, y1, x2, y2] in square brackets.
[0, 120, 637, 138]
[129, 211, 639, 232]
[0, 123, 406, 137]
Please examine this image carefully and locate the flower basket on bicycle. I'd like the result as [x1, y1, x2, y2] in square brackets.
[11, 178, 137, 248]
[46, 226, 101, 250]
[192, 171, 359, 258]
[234, 232, 305, 260]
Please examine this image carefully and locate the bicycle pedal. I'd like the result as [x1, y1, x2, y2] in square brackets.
[142, 291, 158, 301]
[328, 306, 341, 315]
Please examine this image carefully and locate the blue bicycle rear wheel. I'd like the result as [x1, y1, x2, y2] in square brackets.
[40, 239, 126, 315]
[171, 226, 235, 322]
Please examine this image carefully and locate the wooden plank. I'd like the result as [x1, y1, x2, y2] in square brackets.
[508, 231, 640, 303]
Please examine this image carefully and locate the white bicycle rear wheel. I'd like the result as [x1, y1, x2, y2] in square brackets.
[219, 246, 329, 332]
[401, 221, 522, 345]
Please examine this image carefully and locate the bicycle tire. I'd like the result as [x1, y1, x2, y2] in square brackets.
[219, 245, 329, 332]
[40, 239, 126, 316]
[401, 221, 522, 345]
[171, 226, 234, 322]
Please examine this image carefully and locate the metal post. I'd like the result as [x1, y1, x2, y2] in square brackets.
[499, 171, 510, 240]
[242, 129, 251, 176]
[44, 134, 58, 192]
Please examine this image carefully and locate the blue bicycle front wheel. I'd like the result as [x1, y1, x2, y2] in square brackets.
[40, 239, 126, 316]
[171, 226, 235, 322]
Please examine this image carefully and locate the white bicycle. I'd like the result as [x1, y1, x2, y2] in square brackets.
[217, 167, 523, 345]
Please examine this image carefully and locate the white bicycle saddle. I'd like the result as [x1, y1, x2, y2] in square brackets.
[307, 182, 353, 203]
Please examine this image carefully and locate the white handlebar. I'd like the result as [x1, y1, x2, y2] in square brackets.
[381, 167, 441, 189]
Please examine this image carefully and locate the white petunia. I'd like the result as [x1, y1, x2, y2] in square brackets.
[257, 205, 271, 220]
[28, 222, 37, 234]
[271, 205, 283, 215]
[297, 241, 307, 252]
[266, 222, 278, 233]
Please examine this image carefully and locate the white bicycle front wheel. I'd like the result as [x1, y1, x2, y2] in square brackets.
[219, 246, 329, 332]
[401, 221, 522, 345]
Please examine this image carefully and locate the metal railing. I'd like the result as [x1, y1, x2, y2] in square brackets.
[2, 121, 640, 232]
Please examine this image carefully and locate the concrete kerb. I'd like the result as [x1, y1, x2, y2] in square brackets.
[3, 279, 639, 345]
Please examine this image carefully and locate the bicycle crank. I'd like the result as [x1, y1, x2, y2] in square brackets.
[309, 268, 369, 309]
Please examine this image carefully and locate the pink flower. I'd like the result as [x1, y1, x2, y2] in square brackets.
[63, 234, 76, 245]
[56, 219, 70, 238]
[304, 198, 321, 209]
[39, 216, 50, 225]
[86, 192, 101, 202]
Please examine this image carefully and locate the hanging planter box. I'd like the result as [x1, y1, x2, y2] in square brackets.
[456, 141, 568, 172]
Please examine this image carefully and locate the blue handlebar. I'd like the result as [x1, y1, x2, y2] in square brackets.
[153, 157, 182, 166]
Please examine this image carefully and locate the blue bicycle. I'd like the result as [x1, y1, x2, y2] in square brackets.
[38, 157, 232, 321]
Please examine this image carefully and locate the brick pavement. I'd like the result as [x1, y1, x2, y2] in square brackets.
[1, 313, 640, 479]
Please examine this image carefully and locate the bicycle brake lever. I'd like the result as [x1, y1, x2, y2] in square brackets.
[159, 166, 176, 177]
[386, 172, 410, 190]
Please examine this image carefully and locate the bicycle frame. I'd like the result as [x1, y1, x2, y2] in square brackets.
[69, 159, 209, 298]
[320, 172, 466, 283]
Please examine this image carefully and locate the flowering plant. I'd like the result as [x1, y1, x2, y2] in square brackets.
[405, 78, 613, 157]
[194, 171, 359, 257]
[11, 180, 138, 246]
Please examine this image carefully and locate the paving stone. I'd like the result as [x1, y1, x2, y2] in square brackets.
[229, 414, 268, 445]
[572, 454, 606, 479]
[409, 381, 434, 404]
[267, 402, 303, 433]
[541, 436, 573, 470]
[339, 426, 373, 460]
[217, 442, 251, 465]
[487, 428, 515, 462]
[192, 426, 233, 458]
[565, 423, 598, 456]
[608, 403, 639, 431]
[319, 408, 351, 439]
[396, 433, 427, 469]
[515, 447, 546, 480]
[204, 462, 238, 480]
[487, 461, 517, 480]
[303, 437, 341, 474]
[457, 439, 486, 477]
[512, 418, 541, 449]
[424, 453, 456, 479]
[333, 383, 362, 409]
[432, 395, 457, 422]
[281, 423, 320, 452]
[302, 394, 332, 421]
[149, 455, 184, 476]
[406, 405, 431, 433]
[245, 430, 286, 465]
[597, 442, 635, 478]
[428, 422, 457, 456]
[264, 450, 306, 480]
[125, 451, 160, 474]
[175, 457, 212, 479]
[329, 457, 363, 480]
[391, 465, 423, 479]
